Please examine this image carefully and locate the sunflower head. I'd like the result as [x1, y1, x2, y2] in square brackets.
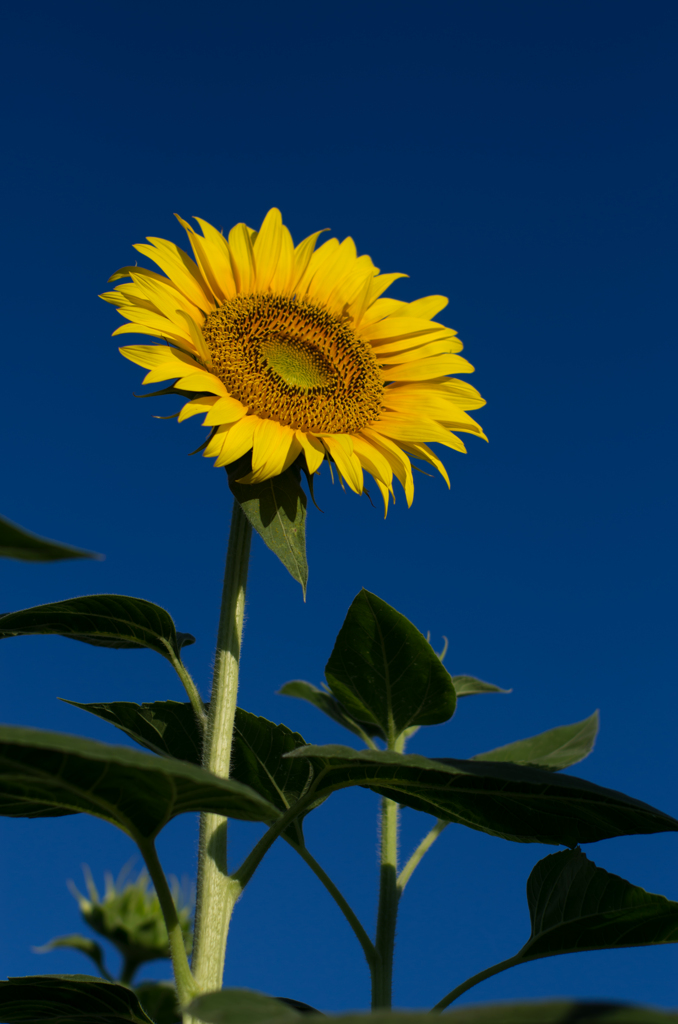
[101, 209, 486, 513]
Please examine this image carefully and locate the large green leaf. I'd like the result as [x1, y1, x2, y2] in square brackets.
[185, 990, 678, 1024]
[518, 848, 678, 960]
[471, 712, 599, 771]
[63, 699, 203, 763]
[135, 983, 180, 1024]
[0, 975, 154, 1024]
[285, 745, 678, 846]
[67, 701, 326, 837]
[187, 989, 301, 1024]
[0, 595, 194, 660]
[0, 515, 101, 563]
[278, 680, 383, 739]
[451, 675, 511, 698]
[228, 458, 308, 596]
[0, 725, 277, 838]
[347, 1006, 678, 1024]
[324, 590, 456, 740]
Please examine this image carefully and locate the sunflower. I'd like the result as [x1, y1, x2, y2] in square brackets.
[101, 209, 486, 513]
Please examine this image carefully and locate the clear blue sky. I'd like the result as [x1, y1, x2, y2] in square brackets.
[1, 0, 677, 1013]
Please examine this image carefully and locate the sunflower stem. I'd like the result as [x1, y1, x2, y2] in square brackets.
[372, 732, 404, 1010]
[190, 498, 252, 996]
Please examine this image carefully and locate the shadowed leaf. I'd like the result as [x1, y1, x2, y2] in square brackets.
[0, 975, 154, 1023]
[0, 595, 194, 660]
[187, 989, 301, 1024]
[0, 725, 277, 839]
[278, 680, 383, 739]
[66, 701, 326, 838]
[340, 1004, 678, 1023]
[285, 745, 678, 847]
[518, 848, 678, 960]
[135, 983, 180, 1024]
[472, 712, 599, 771]
[325, 590, 456, 740]
[228, 457, 308, 595]
[451, 675, 511, 698]
[63, 699, 204, 764]
[0, 516, 101, 563]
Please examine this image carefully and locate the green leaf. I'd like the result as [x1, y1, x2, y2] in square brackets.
[278, 680, 383, 739]
[185, 994, 678, 1024]
[227, 458, 308, 595]
[231, 709, 328, 837]
[0, 975, 154, 1023]
[135, 983, 180, 1024]
[0, 515, 101, 563]
[451, 675, 511, 698]
[33, 935, 109, 979]
[284, 744, 678, 847]
[63, 699, 203, 764]
[0, 594, 195, 661]
[0, 724, 277, 838]
[66, 701, 326, 837]
[187, 989, 301, 1024]
[324, 590, 456, 740]
[518, 848, 678, 961]
[471, 712, 599, 771]
[331, 1005, 678, 1023]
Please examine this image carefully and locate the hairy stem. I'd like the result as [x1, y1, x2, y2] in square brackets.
[190, 499, 252, 995]
[165, 645, 207, 730]
[372, 794, 399, 1009]
[284, 835, 377, 973]
[137, 837, 196, 1006]
[397, 820, 449, 893]
[430, 955, 522, 1012]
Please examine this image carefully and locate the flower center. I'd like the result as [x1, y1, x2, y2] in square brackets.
[201, 294, 384, 433]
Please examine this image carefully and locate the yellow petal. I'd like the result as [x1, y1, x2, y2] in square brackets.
[374, 478, 394, 517]
[134, 241, 213, 313]
[119, 344, 200, 376]
[383, 356, 473, 381]
[405, 295, 449, 320]
[174, 371, 229, 395]
[203, 396, 247, 426]
[289, 229, 327, 292]
[112, 323, 190, 345]
[296, 431, 325, 474]
[362, 272, 408, 310]
[306, 237, 358, 303]
[174, 214, 229, 305]
[177, 396, 220, 422]
[296, 237, 339, 295]
[378, 339, 458, 364]
[271, 225, 295, 293]
[362, 316, 458, 343]
[243, 418, 301, 483]
[228, 223, 255, 293]
[193, 218, 238, 299]
[320, 435, 363, 494]
[210, 417, 257, 467]
[371, 413, 469, 452]
[397, 441, 451, 488]
[359, 428, 414, 506]
[174, 310, 212, 366]
[253, 208, 283, 292]
[351, 434, 393, 488]
[358, 297, 410, 327]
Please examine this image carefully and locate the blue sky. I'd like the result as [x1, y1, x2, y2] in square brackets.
[1, 0, 677, 1013]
